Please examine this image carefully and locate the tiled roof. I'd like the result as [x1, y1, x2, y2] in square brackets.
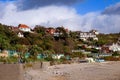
[18, 24, 29, 28]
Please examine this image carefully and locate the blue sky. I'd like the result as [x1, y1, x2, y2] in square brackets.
[74, 0, 120, 14]
[0, 0, 120, 33]
[1, 0, 16, 1]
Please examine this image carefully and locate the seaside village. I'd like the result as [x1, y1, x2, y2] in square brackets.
[0, 24, 120, 64]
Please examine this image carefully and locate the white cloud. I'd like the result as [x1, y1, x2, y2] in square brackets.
[0, 2, 120, 33]
[0, 2, 8, 19]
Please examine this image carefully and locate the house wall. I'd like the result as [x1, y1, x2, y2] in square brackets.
[18, 33, 24, 37]
[79, 32, 98, 41]
[109, 43, 120, 52]
[19, 28, 31, 32]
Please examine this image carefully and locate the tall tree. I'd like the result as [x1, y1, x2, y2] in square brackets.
[29, 45, 43, 57]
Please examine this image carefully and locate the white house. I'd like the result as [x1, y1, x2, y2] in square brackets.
[109, 43, 120, 52]
[18, 24, 31, 32]
[17, 32, 24, 38]
[79, 30, 99, 41]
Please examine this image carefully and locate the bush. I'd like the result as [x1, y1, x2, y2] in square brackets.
[104, 56, 120, 61]
[70, 52, 85, 58]
[112, 52, 120, 56]
[44, 55, 54, 61]
[0, 57, 18, 63]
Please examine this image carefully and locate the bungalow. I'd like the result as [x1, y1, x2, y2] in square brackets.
[18, 24, 31, 32]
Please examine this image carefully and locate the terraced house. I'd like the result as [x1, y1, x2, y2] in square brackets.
[79, 30, 99, 41]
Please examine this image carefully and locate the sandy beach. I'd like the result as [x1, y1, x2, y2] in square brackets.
[24, 61, 120, 80]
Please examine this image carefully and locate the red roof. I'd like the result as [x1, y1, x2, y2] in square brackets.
[46, 28, 56, 34]
[18, 24, 29, 28]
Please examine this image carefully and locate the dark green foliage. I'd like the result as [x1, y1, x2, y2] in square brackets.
[97, 33, 120, 45]
[29, 45, 43, 56]
[0, 24, 12, 50]
[112, 51, 120, 56]
[34, 25, 46, 36]
[44, 55, 53, 61]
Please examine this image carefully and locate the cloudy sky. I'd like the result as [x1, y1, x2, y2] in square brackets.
[0, 0, 120, 33]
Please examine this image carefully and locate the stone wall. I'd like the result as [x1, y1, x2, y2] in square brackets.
[32, 62, 50, 70]
[0, 64, 24, 80]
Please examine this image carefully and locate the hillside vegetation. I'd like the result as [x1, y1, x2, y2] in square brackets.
[0, 23, 76, 55]
[0, 23, 119, 56]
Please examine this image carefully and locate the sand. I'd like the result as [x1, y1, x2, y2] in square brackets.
[24, 61, 120, 80]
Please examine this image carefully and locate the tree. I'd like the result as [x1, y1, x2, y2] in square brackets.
[69, 31, 78, 39]
[56, 27, 68, 39]
[29, 45, 43, 58]
[0, 35, 10, 50]
[43, 50, 52, 55]
[15, 44, 28, 57]
[24, 32, 42, 45]
[43, 50, 54, 61]
[34, 25, 46, 36]
[17, 37, 30, 45]
[63, 46, 71, 55]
